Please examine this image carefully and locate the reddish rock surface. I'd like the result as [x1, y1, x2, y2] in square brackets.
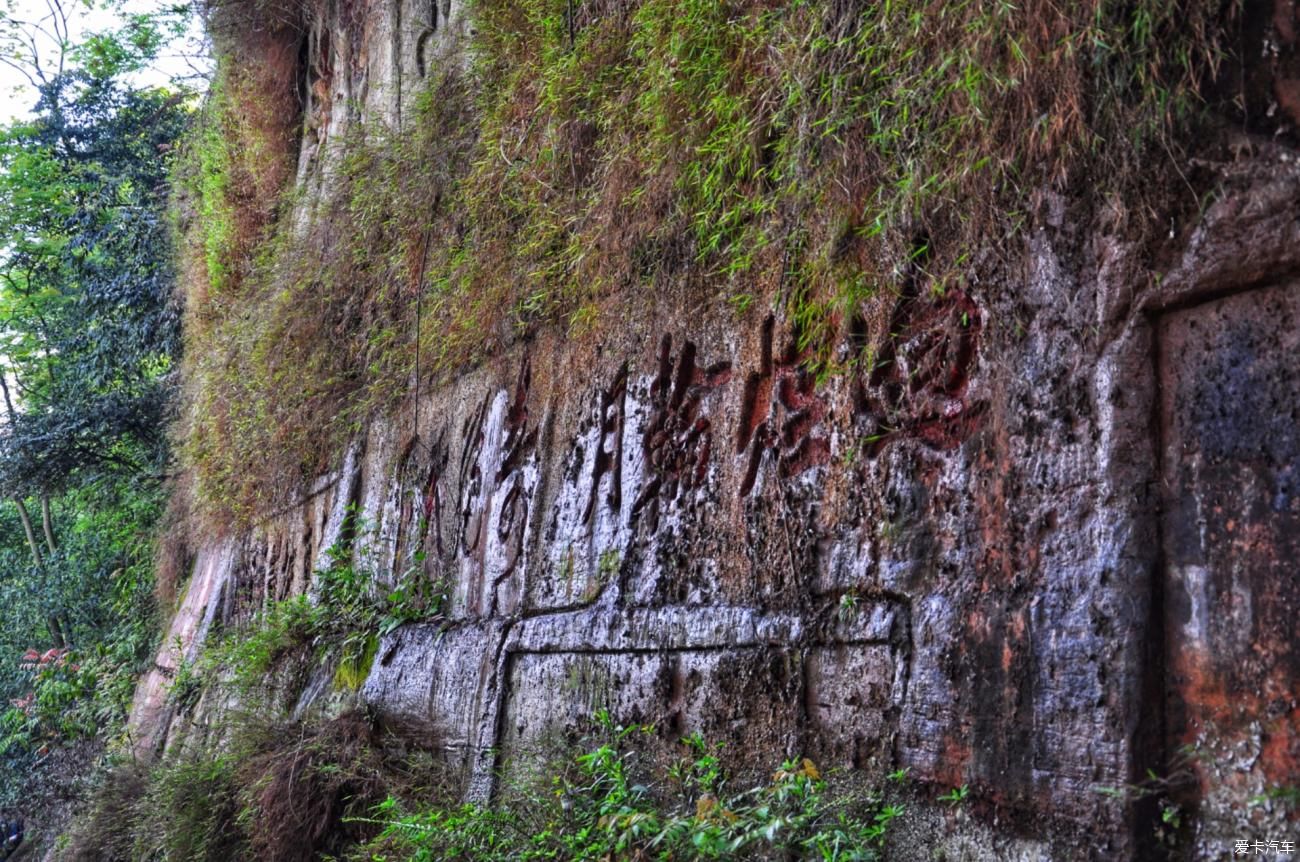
[1159, 283, 1300, 855]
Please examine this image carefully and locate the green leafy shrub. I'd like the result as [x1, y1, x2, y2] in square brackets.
[198, 595, 315, 695]
[359, 714, 901, 861]
[182, 536, 445, 704]
[0, 485, 166, 808]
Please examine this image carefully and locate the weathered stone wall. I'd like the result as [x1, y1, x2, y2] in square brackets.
[130, 1, 1300, 858]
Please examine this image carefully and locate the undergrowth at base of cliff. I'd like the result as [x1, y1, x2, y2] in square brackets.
[61, 710, 909, 861]
[358, 719, 905, 862]
[59, 709, 443, 862]
[177, 0, 1234, 526]
[0, 483, 165, 810]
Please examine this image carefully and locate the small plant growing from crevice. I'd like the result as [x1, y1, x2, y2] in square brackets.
[1153, 799, 1183, 850]
[578, 548, 621, 604]
[938, 784, 969, 807]
[1251, 785, 1300, 809]
[837, 589, 860, 622]
[1091, 753, 1200, 855]
[168, 654, 204, 712]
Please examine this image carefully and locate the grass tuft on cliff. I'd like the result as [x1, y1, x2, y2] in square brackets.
[58, 710, 445, 862]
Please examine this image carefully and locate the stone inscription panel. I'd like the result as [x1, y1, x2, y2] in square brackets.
[361, 623, 499, 771]
[1158, 281, 1300, 838]
[498, 641, 903, 781]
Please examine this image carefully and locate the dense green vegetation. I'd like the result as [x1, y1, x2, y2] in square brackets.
[61, 705, 907, 861]
[178, 0, 1234, 526]
[0, 483, 164, 804]
[0, 0, 194, 814]
[0, 75, 186, 490]
[361, 716, 904, 862]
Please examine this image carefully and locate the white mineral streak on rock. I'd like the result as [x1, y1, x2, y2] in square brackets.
[487, 453, 538, 616]
[541, 380, 644, 610]
[455, 390, 509, 617]
[313, 439, 363, 574]
[355, 423, 404, 582]
[127, 540, 237, 756]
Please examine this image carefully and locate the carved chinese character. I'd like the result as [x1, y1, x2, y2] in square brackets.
[584, 363, 628, 526]
[457, 358, 538, 616]
[631, 335, 731, 532]
[736, 315, 831, 498]
[854, 286, 983, 453]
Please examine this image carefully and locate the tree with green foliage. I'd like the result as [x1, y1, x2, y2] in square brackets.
[0, 71, 187, 495]
[0, 0, 197, 813]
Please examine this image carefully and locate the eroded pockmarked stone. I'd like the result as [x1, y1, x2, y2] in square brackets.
[1159, 281, 1300, 845]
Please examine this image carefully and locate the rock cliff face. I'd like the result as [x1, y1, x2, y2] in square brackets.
[132, 1, 1299, 859]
